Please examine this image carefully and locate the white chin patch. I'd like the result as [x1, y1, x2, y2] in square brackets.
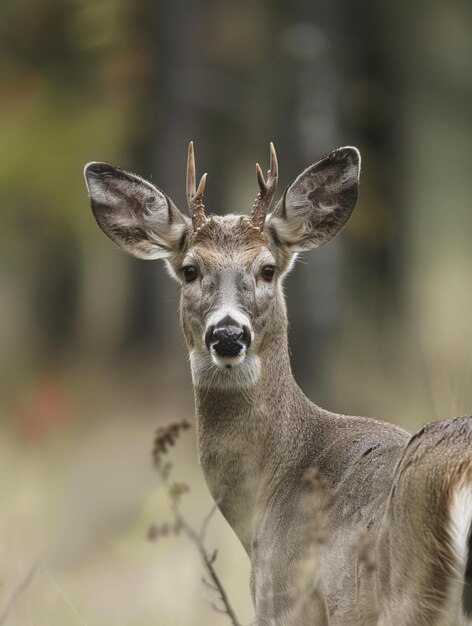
[211, 350, 246, 368]
[190, 350, 261, 389]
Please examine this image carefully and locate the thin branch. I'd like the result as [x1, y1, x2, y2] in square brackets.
[210, 601, 229, 614]
[42, 567, 89, 626]
[199, 503, 219, 543]
[152, 421, 247, 626]
[202, 577, 219, 593]
[171, 502, 244, 626]
[0, 560, 38, 625]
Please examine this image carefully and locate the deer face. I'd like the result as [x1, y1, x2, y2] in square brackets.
[84, 144, 360, 388]
[177, 214, 289, 388]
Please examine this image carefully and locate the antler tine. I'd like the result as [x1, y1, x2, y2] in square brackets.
[186, 141, 196, 203]
[269, 141, 278, 182]
[194, 171, 207, 201]
[256, 163, 266, 190]
[186, 141, 208, 230]
[250, 142, 279, 229]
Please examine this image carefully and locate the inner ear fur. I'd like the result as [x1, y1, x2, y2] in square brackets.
[267, 146, 360, 251]
[84, 162, 190, 260]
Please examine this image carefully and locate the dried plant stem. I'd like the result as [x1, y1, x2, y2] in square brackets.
[171, 502, 243, 626]
[152, 420, 246, 626]
[0, 560, 38, 625]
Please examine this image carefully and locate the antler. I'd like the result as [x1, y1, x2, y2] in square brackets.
[186, 141, 208, 230]
[250, 142, 278, 229]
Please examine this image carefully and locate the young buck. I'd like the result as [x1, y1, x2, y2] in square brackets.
[84, 143, 472, 625]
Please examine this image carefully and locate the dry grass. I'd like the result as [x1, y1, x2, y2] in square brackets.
[0, 365, 252, 626]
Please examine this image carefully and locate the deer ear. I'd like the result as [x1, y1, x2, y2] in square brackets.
[84, 162, 190, 260]
[268, 147, 360, 251]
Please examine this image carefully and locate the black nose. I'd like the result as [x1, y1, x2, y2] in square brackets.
[205, 316, 251, 357]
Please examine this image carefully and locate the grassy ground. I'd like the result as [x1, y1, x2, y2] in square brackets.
[0, 362, 253, 626]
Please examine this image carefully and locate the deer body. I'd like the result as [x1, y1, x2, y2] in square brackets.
[196, 349, 408, 624]
[85, 144, 472, 625]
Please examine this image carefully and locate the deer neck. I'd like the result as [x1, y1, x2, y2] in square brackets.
[193, 309, 311, 551]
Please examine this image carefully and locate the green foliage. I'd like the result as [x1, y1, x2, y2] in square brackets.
[0, 0, 134, 235]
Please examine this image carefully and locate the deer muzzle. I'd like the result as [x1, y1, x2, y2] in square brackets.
[205, 315, 252, 360]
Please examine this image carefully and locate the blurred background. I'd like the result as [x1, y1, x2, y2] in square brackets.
[1, 0, 472, 624]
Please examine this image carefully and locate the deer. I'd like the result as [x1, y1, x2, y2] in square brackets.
[84, 142, 472, 625]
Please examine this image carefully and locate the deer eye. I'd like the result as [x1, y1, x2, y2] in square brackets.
[182, 265, 198, 282]
[261, 265, 275, 282]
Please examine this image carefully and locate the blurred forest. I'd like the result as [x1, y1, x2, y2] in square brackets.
[1, 0, 472, 624]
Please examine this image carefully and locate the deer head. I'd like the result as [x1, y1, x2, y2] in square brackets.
[84, 143, 360, 389]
